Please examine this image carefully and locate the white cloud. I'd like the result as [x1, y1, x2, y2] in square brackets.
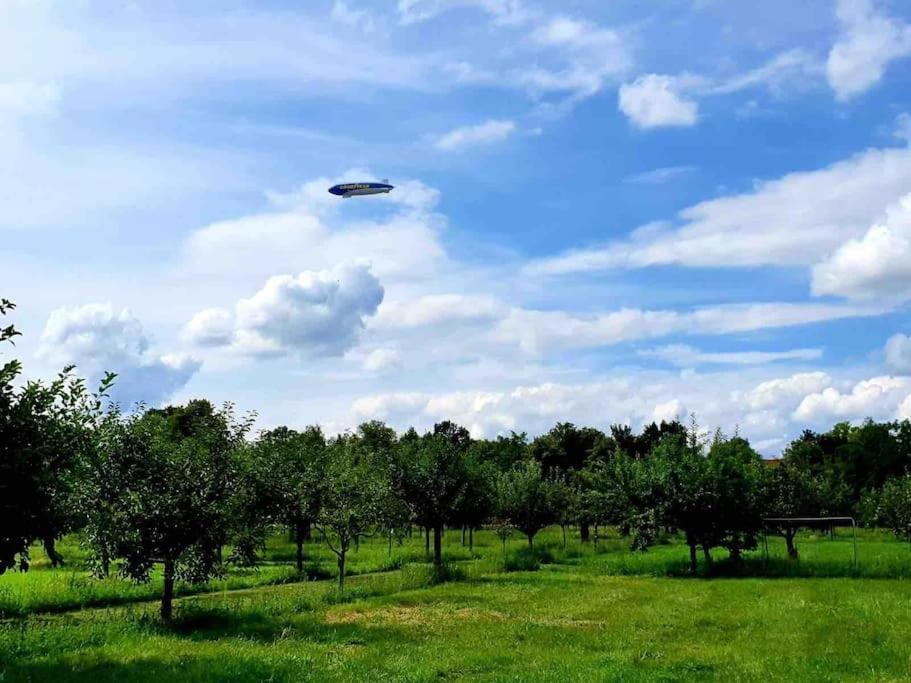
[812, 193, 911, 301]
[897, 393, 911, 420]
[331, 1, 376, 32]
[527, 145, 911, 275]
[827, 0, 911, 100]
[640, 344, 823, 368]
[434, 119, 516, 151]
[884, 333, 911, 373]
[397, 0, 529, 26]
[617, 50, 818, 129]
[625, 166, 696, 185]
[794, 375, 911, 422]
[618, 74, 699, 129]
[38, 303, 200, 408]
[183, 308, 234, 347]
[493, 302, 883, 355]
[373, 294, 505, 330]
[743, 372, 832, 411]
[651, 398, 685, 424]
[182, 170, 446, 285]
[185, 263, 384, 358]
[361, 347, 402, 373]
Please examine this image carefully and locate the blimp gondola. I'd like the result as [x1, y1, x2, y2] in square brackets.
[328, 180, 394, 198]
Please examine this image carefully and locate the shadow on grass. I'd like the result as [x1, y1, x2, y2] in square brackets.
[135, 601, 417, 649]
[1, 654, 304, 683]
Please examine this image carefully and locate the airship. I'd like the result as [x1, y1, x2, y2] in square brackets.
[328, 180, 394, 199]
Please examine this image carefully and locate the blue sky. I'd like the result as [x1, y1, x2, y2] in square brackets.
[4, 0, 911, 453]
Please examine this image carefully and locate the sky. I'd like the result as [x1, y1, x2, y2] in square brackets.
[3, 0, 911, 454]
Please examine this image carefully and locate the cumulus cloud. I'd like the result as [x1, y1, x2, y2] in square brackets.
[527, 146, 911, 275]
[651, 398, 685, 424]
[827, 0, 911, 100]
[812, 193, 911, 301]
[616, 51, 818, 130]
[434, 119, 516, 151]
[793, 375, 911, 422]
[639, 344, 823, 368]
[897, 393, 911, 420]
[618, 75, 698, 129]
[353, 380, 673, 439]
[743, 372, 832, 411]
[884, 333, 911, 373]
[184, 263, 384, 358]
[39, 304, 200, 408]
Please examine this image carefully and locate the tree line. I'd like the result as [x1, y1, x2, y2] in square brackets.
[3, 299, 911, 619]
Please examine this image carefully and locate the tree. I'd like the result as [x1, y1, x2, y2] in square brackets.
[470, 432, 528, 471]
[529, 423, 606, 540]
[251, 426, 326, 572]
[496, 460, 558, 547]
[638, 430, 716, 574]
[316, 434, 397, 590]
[763, 460, 825, 559]
[82, 400, 253, 619]
[451, 454, 496, 552]
[866, 476, 911, 542]
[706, 434, 764, 562]
[0, 299, 103, 574]
[395, 423, 473, 566]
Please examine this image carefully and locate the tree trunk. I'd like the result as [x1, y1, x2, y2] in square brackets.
[295, 519, 305, 573]
[561, 525, 567, 549]
[338, 552, 346, 591]
[425, 527, 430, 558]
[688, 540, 698, 575]
[302, 520, 312, 541]
[469, 527, 474, 552]
[43, 537, 64, 568]
[461, 526, 466, 546]
[433, 525, 443, 567]
[162, 558, 175, 621]
[702, 546, 713, 570]
[785, 528, 799, 560]
[527, 532, 534, 548]
[580, 522, 590, 543]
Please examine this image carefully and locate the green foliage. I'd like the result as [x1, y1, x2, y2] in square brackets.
[529, 422, 607, 475]
[394, 422, 474, 565]
[316, 432, 401, 589]
[80, 400, 254, 618]
[495, 460, 559, 546]
[0, 299, 109, 574]
[865, 476, 911, 541]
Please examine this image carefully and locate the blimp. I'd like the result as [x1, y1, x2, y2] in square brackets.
[328, 180, 394, 199]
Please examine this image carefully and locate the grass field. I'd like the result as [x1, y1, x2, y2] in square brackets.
[2, 528, 911, 681]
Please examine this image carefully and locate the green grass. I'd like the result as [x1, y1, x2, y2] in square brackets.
[2, 528, 911, 681]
